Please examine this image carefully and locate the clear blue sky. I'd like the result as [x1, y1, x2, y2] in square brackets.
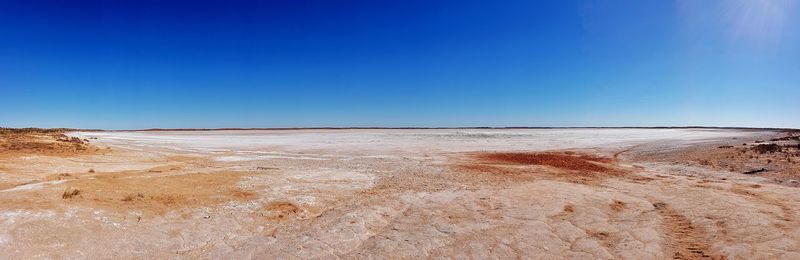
[1, 0, 798, 129]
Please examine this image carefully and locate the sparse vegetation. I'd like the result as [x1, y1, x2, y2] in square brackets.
[1, 128, 94, 154]
[752, 143, 781, 154]
[121, 193, 145, 202]
[0, 127, 77, 134]
[62, 188, 81, 199]
[50, 173, 73, 180]
[770, 135, 800, 142]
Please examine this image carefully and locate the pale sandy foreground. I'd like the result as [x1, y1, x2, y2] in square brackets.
[1, 129, 799, 259]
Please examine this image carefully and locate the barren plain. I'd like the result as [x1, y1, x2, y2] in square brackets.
[1, 128, 799, 259]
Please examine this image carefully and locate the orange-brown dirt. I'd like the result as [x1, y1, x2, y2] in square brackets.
[65, 171, 256, 215]
[653, 202, 723, 260]
[0, 128, 100, 156]
[259, 201, 301, 220]
[631, 131, 800, 187]
[0, 129, 258, 216]
[1, 170, 257, 216]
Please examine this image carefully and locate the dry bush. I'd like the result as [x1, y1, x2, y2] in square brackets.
[56, 135, 86, 144]
[752, 143, 781, 154]
[121, 193, 145, 202]
[62, 188, 81, 199]
[1, 128, 93, 154]
[0, 128, 73, 134]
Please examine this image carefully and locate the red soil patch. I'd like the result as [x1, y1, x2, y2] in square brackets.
[474, 152, 614, 173]
[454, 151, 624, 185]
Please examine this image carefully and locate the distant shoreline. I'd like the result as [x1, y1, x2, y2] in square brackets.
[129, 127, 798, 132]
[5, 126, 798, 132]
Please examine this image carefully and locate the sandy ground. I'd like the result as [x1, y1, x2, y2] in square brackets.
[1, 128, 799, 259]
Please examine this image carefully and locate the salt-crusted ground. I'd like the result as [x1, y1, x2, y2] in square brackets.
[1, 128, 798, 259]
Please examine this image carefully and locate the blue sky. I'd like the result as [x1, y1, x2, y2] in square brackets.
[1, 0, 798, 129]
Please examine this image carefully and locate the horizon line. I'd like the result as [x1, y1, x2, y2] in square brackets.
[4, 126, 799, 132]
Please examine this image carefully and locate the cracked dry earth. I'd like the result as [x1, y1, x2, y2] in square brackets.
[1, 129, 799, 259]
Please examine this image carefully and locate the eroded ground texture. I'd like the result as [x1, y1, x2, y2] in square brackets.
[1, 128, 799, 259]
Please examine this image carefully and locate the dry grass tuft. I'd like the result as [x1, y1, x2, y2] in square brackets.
[121, 193, 145, 202]
[261, 201, 300, 220]
[15, 171, 260, 215]
[752, 143, 781, 154]
[62, 188, 81, 199]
